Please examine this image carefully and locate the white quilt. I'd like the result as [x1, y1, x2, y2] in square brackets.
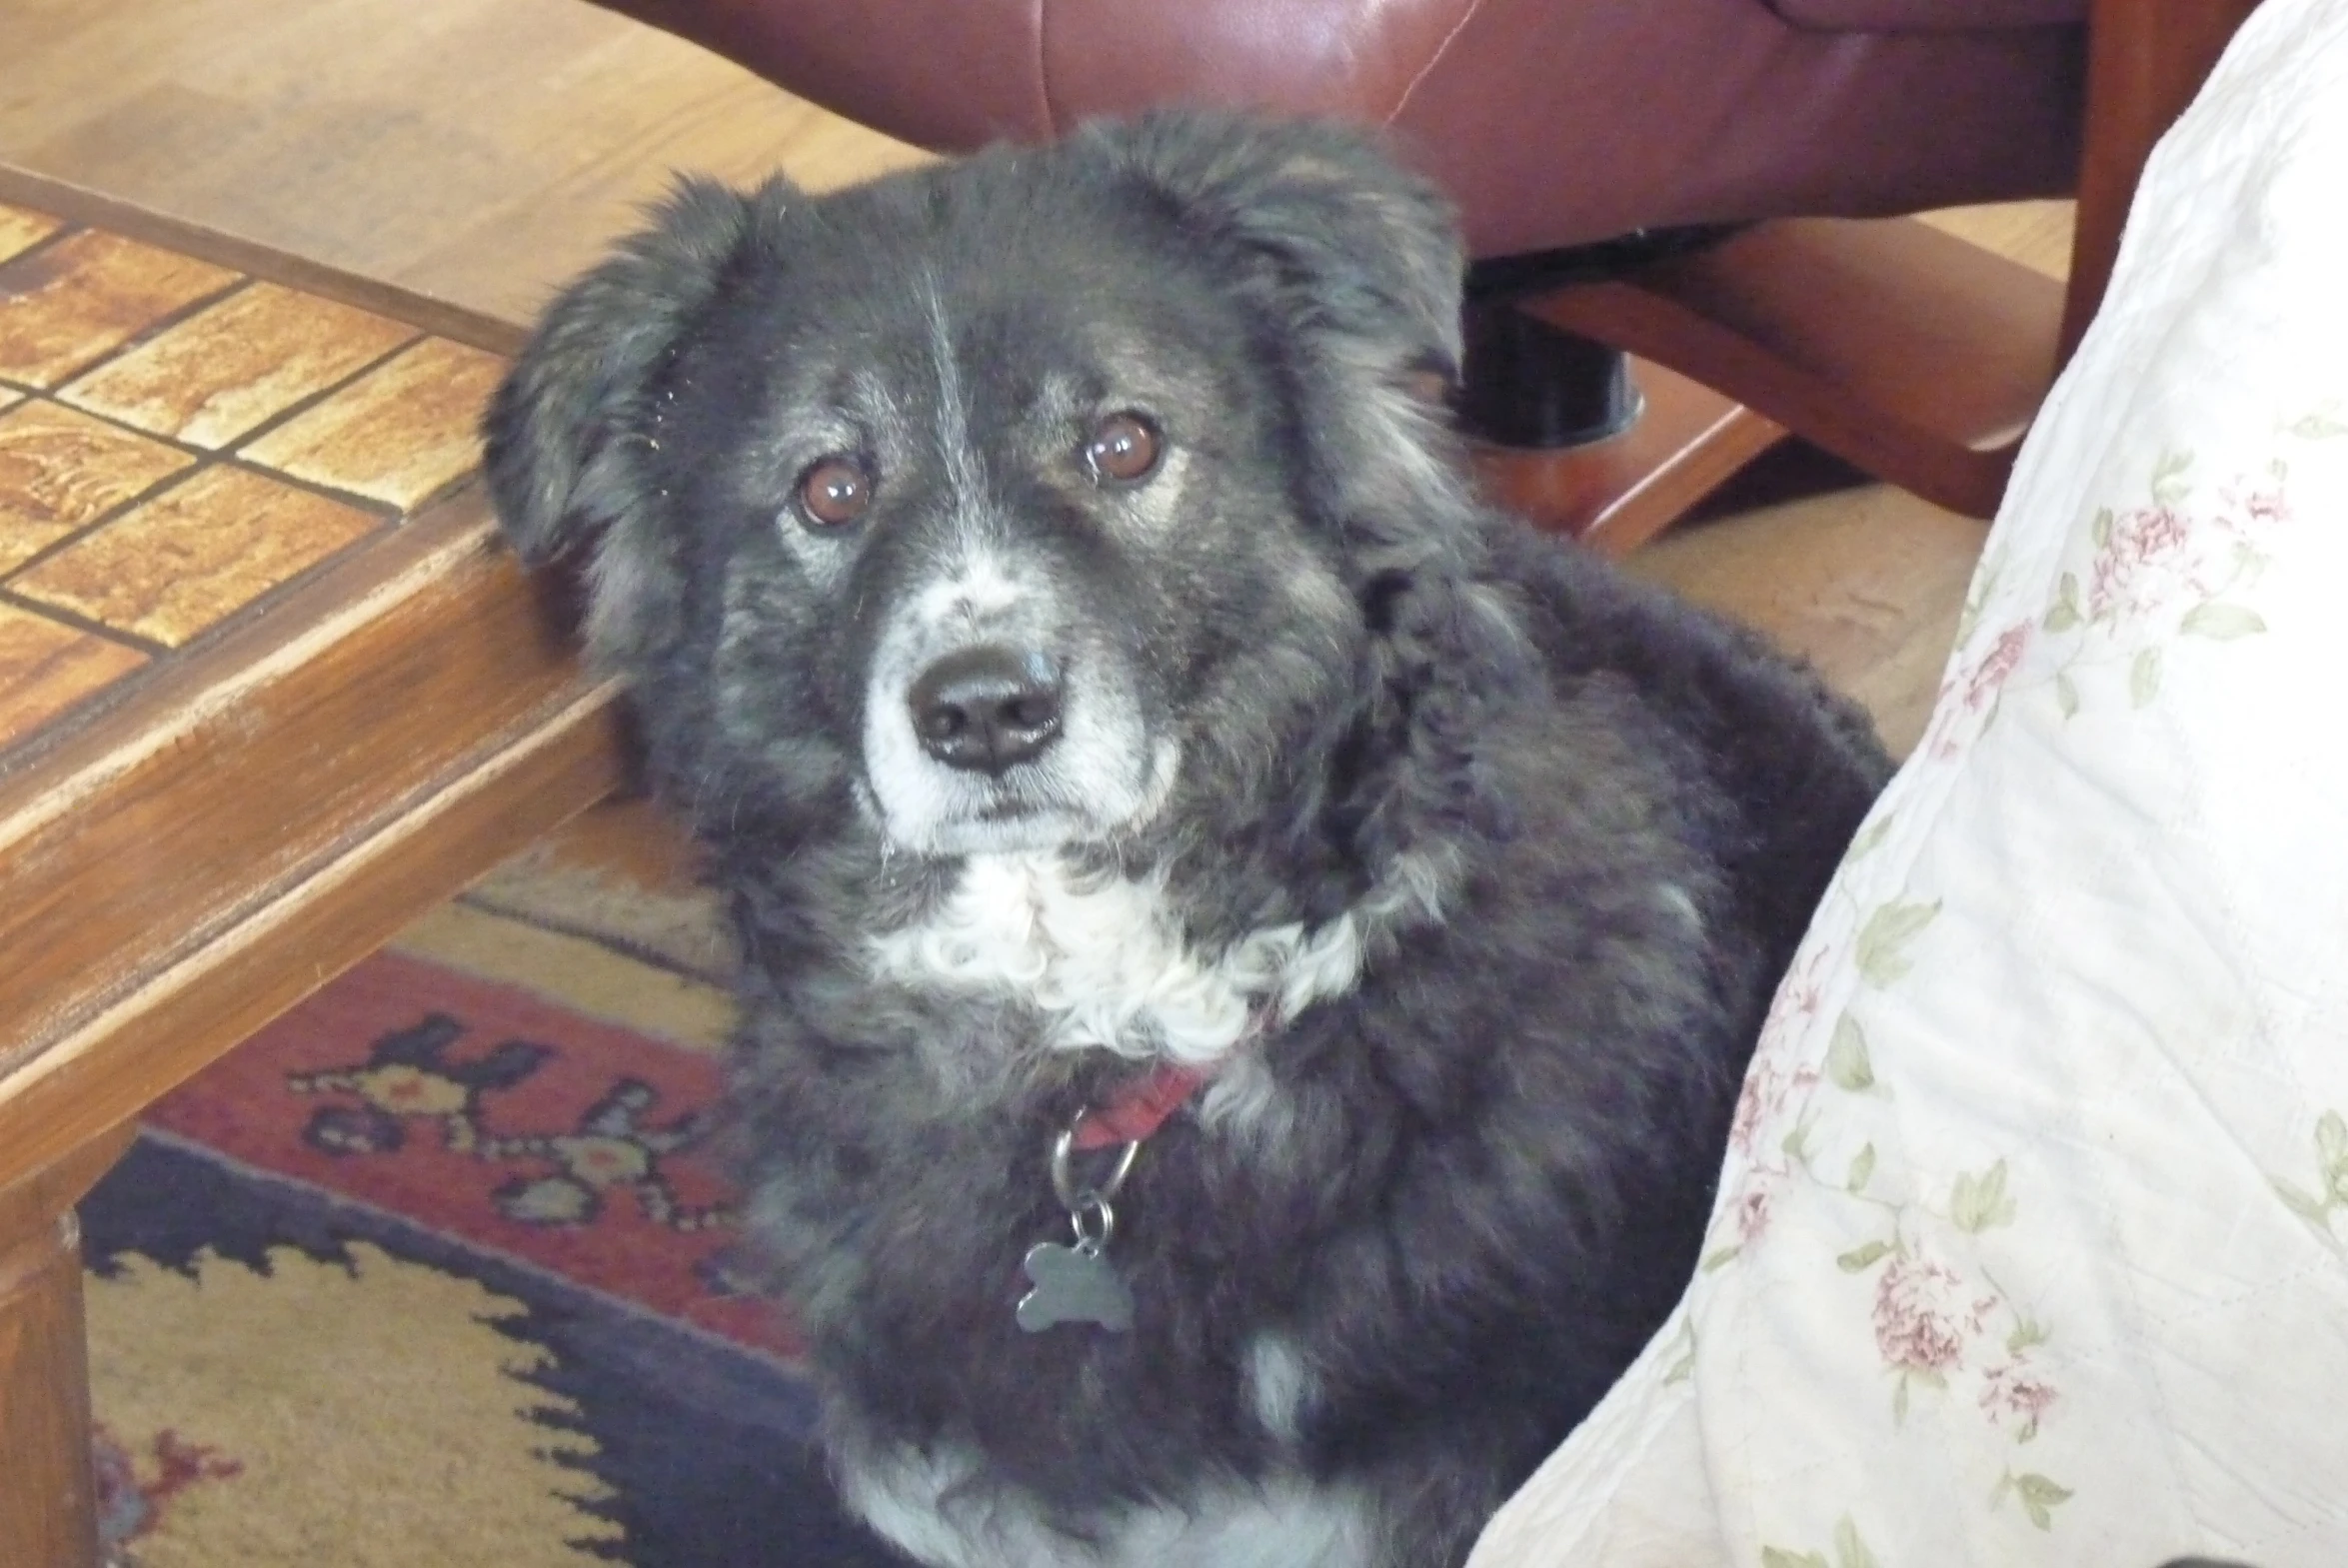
[1468, 2, 2348, 1563]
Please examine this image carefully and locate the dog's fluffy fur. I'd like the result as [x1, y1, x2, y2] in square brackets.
[485, 113, 1891, 1568]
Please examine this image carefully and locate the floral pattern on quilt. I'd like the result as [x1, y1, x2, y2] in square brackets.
[1687, 410, 2348, 1563]
[1467, 8, 2348, 1559]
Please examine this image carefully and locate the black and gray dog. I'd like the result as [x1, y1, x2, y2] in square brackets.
[486, 112, 1890, 1568]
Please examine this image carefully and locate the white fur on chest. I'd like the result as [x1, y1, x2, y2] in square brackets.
[864, 852, 1376, 1064]
[838, 1443, 1373, 1568]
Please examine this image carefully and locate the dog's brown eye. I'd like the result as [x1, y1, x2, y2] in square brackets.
[1084, 413, 1162, 485]
[798, 456, 872, 528]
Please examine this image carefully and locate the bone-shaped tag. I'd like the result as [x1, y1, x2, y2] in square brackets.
[1016, 1240, 1136, 1333]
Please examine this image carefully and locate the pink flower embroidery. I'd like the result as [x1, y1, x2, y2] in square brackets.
[2089, 505, 2193, 619]
[1965, 624, 2031, 710]
[1753, 945, 1830, 1060]
[1979, 1361, 2060, 1440]
[1873, 1253, 1994, 1376]
[1728, 1057, 1818, 1160]
[1924, 621, 2033, 760]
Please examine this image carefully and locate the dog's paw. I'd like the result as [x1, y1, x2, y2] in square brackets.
[1016, 1241, 1136, 1333]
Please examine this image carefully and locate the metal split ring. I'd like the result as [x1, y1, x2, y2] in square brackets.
[1069, 1192, 1117, 1251]
[1049, 1113, 1142, 1211]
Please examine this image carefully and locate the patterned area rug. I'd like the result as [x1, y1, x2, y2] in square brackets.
[81, 950, 911, 1568]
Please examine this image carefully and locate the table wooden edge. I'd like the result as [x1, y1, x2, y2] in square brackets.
[0, 167, 624, 1190]
[0, 164, 526, 357]
[0, 495, 623, 1188]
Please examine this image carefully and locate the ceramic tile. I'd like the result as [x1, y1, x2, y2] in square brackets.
[239, 337, 503, 510]
[13, 466, 378, 647]
[0, 599, 147, 750]
[0, 204, 62, 267]
[0, 402, 197, 575]
[0, 230, 240, 388]
[61, 281, 417, 449]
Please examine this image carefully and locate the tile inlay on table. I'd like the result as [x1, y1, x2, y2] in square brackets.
[0, 598, 148, 742]
[13, 465, 380, 648]
[59, 280, 420, 449]
[0, 228, 241, 388]
[241, 335, 512, 510]
[0, 200, 507, 752]
[0, 175, 617, 1568]
[0, 201, 63, 267]
[0, 401, 196, 573]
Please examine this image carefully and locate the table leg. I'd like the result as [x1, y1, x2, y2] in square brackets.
[0, 1126, 135, 1568]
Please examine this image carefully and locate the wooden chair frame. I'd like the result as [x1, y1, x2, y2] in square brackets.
[1480, 0, 2264, 555]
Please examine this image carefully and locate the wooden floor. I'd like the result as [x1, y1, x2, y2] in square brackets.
[0, 0, 2071, 866]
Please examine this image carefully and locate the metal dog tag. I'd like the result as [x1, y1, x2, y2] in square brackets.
[1017, 1238, 1136, 1333]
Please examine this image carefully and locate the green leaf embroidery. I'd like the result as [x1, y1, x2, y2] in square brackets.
[1847, 1142, 1878, 1194]
[1892, 1373, 1911, 1426]
[1837, 1239, 1893, 1273]
[1856, 899, 1941, 986]
[1781, 1117, 1814, 1162]
[1826, 1014, 1874, 1091]
[2269, 457, 2291, 481]
[2091, 507, 2114, 548]
[1952, 1158, 2017, 1232]
[1833, 1516, 1879, 1568]
[2044, 573, 2082, 632]
[2271, 1176, 2331, 1226]
[2054, 672, 2079, 720]
[2180, 603, 2267, 640]
[1761, 1549, 1830, 1568]
[2016, 1473, 2073, 1530]
[2316, 1110, 2347, 1172]
[2287, 412, 2348, 439]
[2131, 646, 2162, 708]
[1701, 1244, 1741, 1272]
[2007, 1314, 2049, 1355]
[1846, 812, 1893, 860]
[2151, 448, 2194, 505]
[1663, 1320, 1697, 1385]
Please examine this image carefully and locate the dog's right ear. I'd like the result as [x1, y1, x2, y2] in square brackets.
[483, 177, 758, 653]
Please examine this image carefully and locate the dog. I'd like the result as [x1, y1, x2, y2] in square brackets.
[484, 112, 1891, 1568]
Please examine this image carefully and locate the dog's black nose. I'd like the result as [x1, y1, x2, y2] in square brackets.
[908, 647, 1064, 775]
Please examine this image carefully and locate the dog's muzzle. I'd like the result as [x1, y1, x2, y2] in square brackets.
[859, 551, 1177, 854]
[908, 645, 1064, 777]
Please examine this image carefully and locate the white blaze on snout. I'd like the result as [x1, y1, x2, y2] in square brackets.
[861, 547, 1037, 848]
[859, 546, 1173, 855]
[913, 551, 1025, 630]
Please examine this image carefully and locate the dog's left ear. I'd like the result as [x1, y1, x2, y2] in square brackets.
[1081, 116, 1537, 752]
[1075, 112, 1465, 394]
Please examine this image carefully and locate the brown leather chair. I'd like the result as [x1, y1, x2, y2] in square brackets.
[579, 0, 2257, 550]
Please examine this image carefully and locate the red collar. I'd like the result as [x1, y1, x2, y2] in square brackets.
[1072, 1062, 1212, 1150]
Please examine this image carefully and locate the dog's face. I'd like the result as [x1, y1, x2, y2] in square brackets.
[487, 115, 1471, 858]
[661, 220, 1336, 858]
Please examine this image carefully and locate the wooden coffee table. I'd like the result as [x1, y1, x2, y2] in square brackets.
[0, 169, 621, 1566]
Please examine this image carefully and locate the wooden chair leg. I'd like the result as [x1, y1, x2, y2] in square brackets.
[1515, 216, 2062, 524]
[1469, 356, 1785, 557]
[0, 1126, 135, 1568]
